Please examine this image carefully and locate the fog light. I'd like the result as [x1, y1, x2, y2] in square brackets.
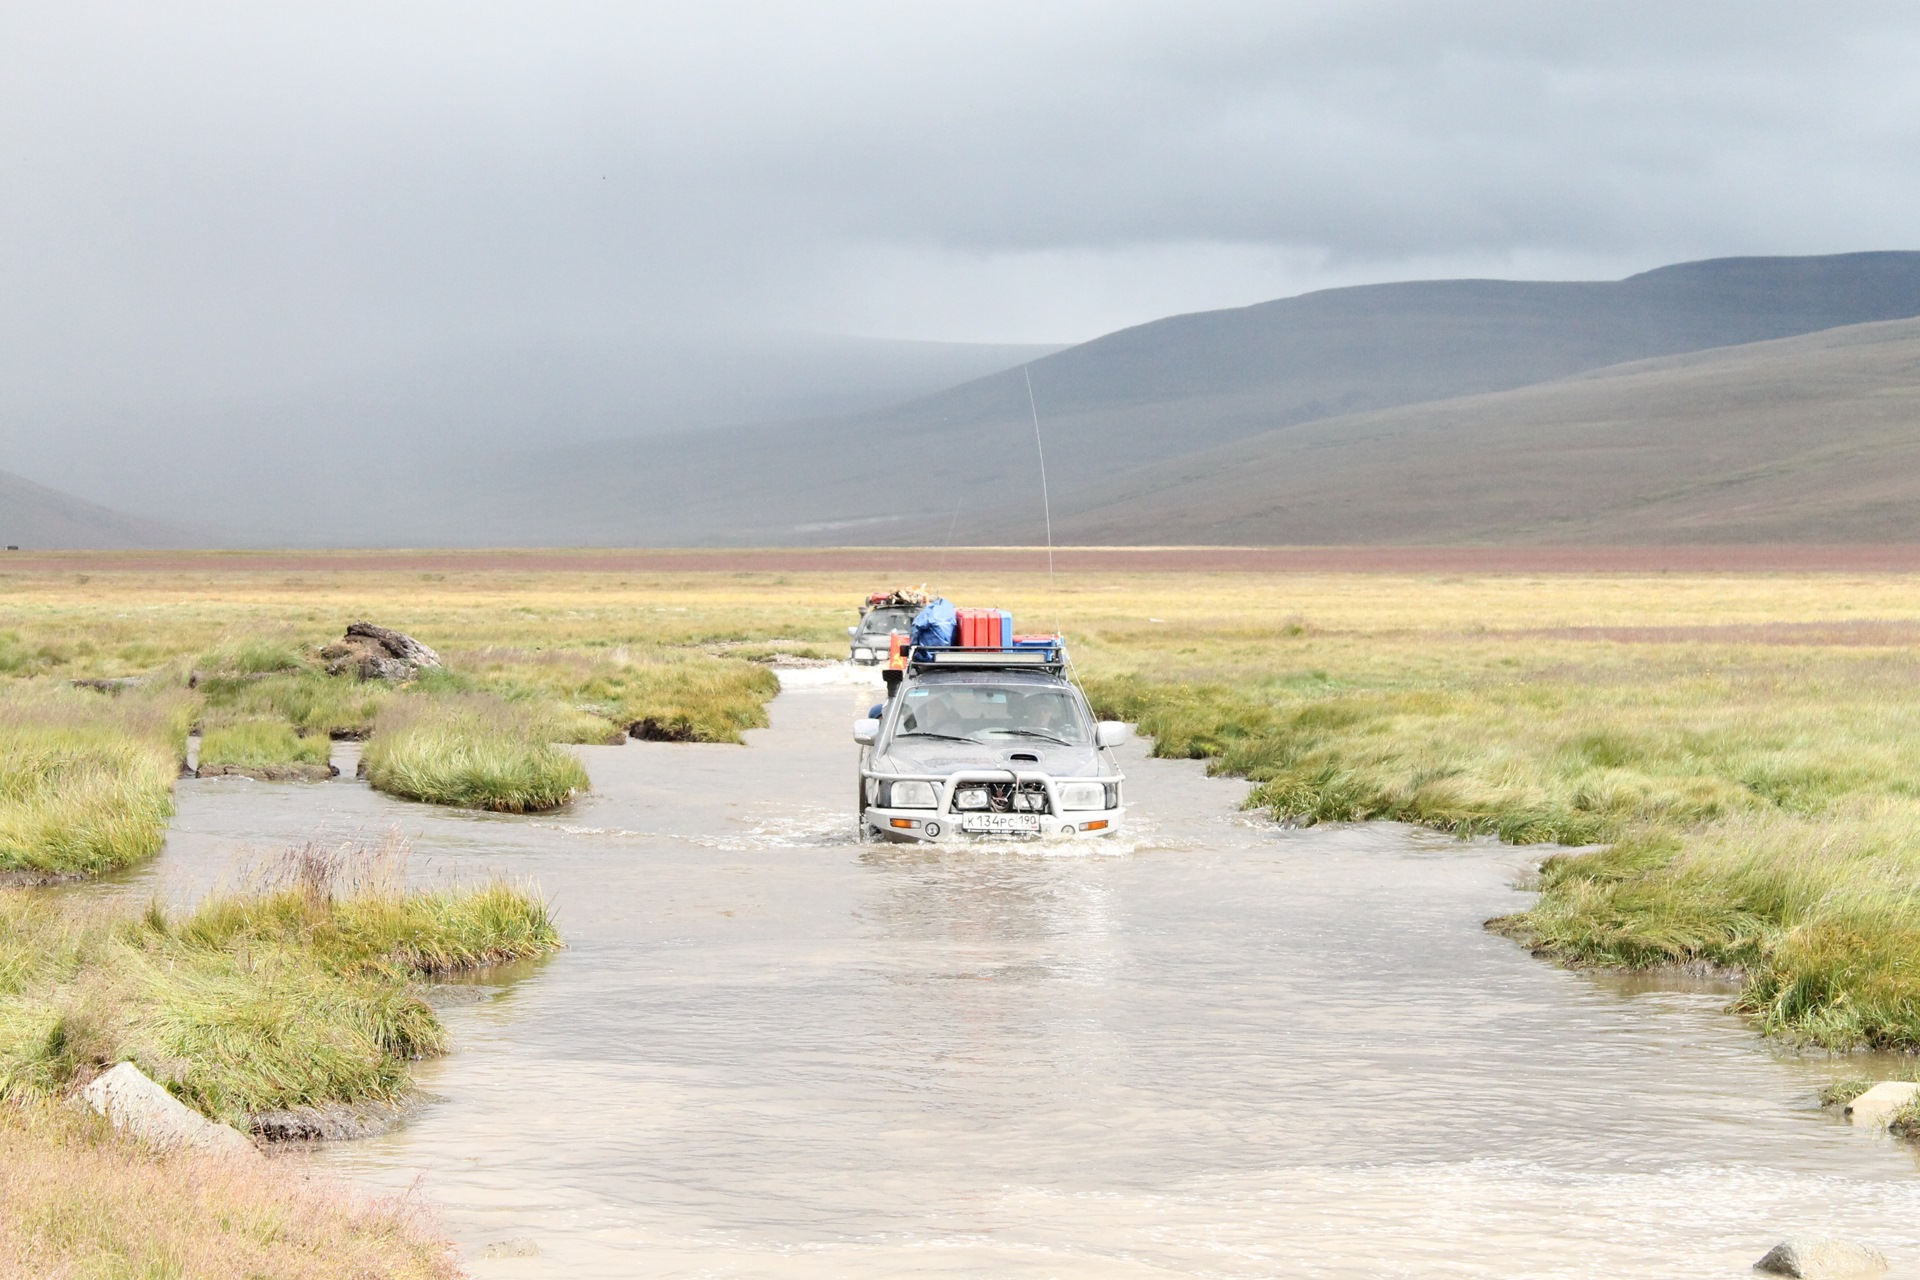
[890, 818, 916, 829]
[924, 821, 941, 837]
[1058, 782, 1105, 811]
[888, 780, 937, 809]
[954, 787, 988, 810]
[1080, 820, 1109, 832]
[1060, 825, 1075, 836]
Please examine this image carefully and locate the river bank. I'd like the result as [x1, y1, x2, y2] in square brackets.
[11, 560, 1920, 1272]
[46, 675, 1898, 1276]
[0, 834, 560, 1276]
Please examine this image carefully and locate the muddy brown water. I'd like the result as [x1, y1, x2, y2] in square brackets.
[100, 669, 1920, 1278]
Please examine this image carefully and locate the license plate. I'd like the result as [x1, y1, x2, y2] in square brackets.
[960, 813, 1042, 834]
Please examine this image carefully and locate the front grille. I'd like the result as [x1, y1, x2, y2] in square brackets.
[952, 780, 1051, 815]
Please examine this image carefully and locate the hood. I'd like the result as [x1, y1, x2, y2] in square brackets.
[874, 735, 1109, 779]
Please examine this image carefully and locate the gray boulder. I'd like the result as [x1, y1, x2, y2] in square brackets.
[1754, 1237, 1888, 1278]
[81, 1062, 258, 1158]
[319, 621, 443, 681]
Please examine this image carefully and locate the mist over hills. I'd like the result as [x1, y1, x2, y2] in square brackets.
[0, 470, 193, 550]
[0, 333, 1061, 544]
[8, 251, 1920, 548]
[467, 252, 1920, 546]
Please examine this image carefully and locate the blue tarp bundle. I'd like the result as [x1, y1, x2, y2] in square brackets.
[910, 598, 957, 647]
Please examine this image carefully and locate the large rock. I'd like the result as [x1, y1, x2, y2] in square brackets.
[319, 621, 443, 681]
[1844, 1081, 1920, 1128]
[1754, 1239, 1888, 1278]
[81, 1062, 258, 1158]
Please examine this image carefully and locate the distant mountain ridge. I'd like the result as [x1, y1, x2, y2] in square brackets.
[983, 315, 1920, 544]
[12, 251, 1920, 548]
[468, 251, 1920, 546]
[0, 469, 193, 549]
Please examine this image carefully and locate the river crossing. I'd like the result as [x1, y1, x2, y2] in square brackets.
[106, 669, 1920, 1277]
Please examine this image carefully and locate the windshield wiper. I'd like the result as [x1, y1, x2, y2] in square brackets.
[896, 731, 980, 742]
[986, 728, 1074, 744]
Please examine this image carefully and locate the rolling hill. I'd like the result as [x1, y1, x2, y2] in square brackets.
[993, 316, 1920, 544]
[471, 252, 1920, 546]
[0, 470, 194, 549]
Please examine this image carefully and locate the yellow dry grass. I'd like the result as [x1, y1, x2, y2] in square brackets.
[11, 557, 1920, 1045]
[0, 1100, 457, 1280]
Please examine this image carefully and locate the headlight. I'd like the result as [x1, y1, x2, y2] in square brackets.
[953, 787, 989, 810]
[1058, 782, 1106, 811]
[887, 780, 937, 809]
[852, 647, 873, 661]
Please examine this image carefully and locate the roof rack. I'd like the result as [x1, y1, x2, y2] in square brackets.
[904, 643, 1066, 674]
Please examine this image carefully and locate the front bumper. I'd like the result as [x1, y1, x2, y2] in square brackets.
[865, 807, 1124, 841]
[861, 768, 1124, 841]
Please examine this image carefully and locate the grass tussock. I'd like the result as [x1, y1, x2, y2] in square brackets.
[0, 1098, 458, 1279]
[198, 670, 394, 739]
[448, 645, 779, 743]
[0, 835, 560, 1123]
[0, 685, 191, 877]
[198, 716, 332, 771]
[362, 694, 590, 812]
[1499, 801, 1920, 1047]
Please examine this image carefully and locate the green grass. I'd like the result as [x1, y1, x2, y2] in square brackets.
[0, 685, 191, 877]
[193, 631, 310, 678]
[362, 693, 591, 812]
[198, 716, 332, 771]
[448, 646, 779, 743]
[197, 670, 394, 738]
[1088, 651, 1920, 1049]
[1819, 1078, 1874, 1108]
[0, 839, 559, 1124]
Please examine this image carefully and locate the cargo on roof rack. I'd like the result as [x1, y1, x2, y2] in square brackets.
[905, 642, 1066, 674]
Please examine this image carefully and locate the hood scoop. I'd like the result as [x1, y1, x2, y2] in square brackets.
[1007, 751, 1040, 762]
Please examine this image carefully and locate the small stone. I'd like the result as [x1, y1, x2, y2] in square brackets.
[82, 1062, 258, 1158]
[480, 1238, 540, 1258]
[1844, 1081, 1920, 1128]
[1754, 1237, 1888, 1278]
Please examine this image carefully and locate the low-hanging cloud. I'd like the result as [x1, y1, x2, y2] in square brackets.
[2, 1, 1917, 478]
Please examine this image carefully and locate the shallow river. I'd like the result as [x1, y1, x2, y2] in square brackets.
[121, 670, 1920, 1277]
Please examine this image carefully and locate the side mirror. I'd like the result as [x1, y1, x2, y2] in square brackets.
[848, 626, 859, 636]
[854, 720, 880, 745]
[1095, 721, 1129, 748]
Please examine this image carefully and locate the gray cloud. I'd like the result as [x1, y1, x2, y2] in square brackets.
[3, 0, 1918, 507]
[5, 1, 1917, 356]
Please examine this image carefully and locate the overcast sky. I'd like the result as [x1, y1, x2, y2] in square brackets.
[4, 0, 1918, 383]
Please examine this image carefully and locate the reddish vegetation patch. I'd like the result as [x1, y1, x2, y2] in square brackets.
[1505, 620, 1920, 646]
[12, 545, 1920, 575]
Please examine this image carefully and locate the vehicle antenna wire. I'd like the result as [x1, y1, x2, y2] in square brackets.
[1024, 364, 1055, 595]
[933, 484, 963, 593]
[1024, 364, 1074, 680]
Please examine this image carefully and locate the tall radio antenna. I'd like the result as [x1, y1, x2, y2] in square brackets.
[1024, 363, 1069, 657]
[1024, 364, 1055, 595]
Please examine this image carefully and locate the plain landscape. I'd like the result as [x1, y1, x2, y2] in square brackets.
[11, 252, 1920, 550]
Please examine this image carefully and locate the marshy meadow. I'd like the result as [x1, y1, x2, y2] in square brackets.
[7, 549, 1920, 1271]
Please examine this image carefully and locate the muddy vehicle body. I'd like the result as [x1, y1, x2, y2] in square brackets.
[848, 591, 926, 665]
[848, 605, 915, 665]
[854, 644, 1126, 842]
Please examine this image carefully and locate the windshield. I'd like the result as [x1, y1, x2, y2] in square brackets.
[858, 608, 914, 637]
[892, 682, 1090, 745]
